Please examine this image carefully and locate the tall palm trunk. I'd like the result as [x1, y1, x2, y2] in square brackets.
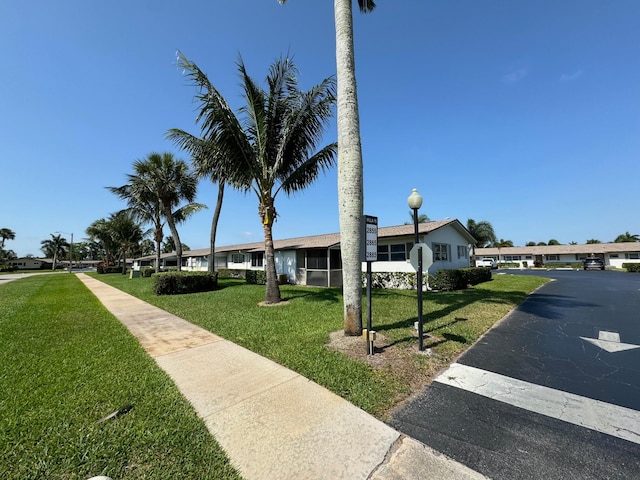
[164, 204, 183, 271]
[154, 226, 163, 273]
[335, 0, 363, 335]
[209, 182, 225, 273]
[261, 196, 281, 304]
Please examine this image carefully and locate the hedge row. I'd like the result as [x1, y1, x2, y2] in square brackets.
[245, 270, 267, 285]
[623, 263, 640, 273]
[97, 266, 124, 274]
[363, 267, 492, 292]
[152, 272, 218, 295]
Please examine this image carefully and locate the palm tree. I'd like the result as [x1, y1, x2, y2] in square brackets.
[404, 211, 430, 225]
[162, 236, 190, 254]
[86, 218, 118, 265]
[614, 231, 640, 243]
[40, 234, 69, 270]
[118, 152, 204, 272]
[466, 219, 497, 248]
[492, 239, 514, 248]
[166, 132, 226, 275]
[108, 155, 204, 273]
[0, 228, 16, 249]
[139, 239, 156, 257]
[278, 0, 375, 333]
[173, 53, 337, 304]
[107, 211, 146, 274]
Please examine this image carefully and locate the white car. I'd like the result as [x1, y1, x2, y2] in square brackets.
[475, 257, 497, 269]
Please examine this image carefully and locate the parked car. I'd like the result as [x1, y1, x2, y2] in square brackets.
[583, 256, 605, 270]
[475, 257, 497, 269]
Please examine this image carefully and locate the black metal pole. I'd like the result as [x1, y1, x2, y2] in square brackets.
[413, 208, 424, 351]
[366, 260, 373, 355]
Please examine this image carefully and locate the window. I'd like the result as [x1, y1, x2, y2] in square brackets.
[215, 256, 227, 268]
[505, 255, 521, 261]
[525, 255, 533, 260]
[390, 244, 407, 261]
[251, 252, 263, 267]
[610, 254, 619, 258]
[545, 254, 559, 261]
[457, 245, 468, 259]
[330, 249, 342, 269]
[377, 243, 411, 262]
[626, 253, 640, 260]
[231, 253, 245, 264]
[306, 249, 327, 269]
[433, 243, 449, 261]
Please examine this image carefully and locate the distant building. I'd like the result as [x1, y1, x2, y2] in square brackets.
[475, 243, 640, 269]
[7, 257, 50, 270]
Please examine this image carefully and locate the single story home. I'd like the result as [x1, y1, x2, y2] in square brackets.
[6, 257, 50, 270]
[133, 219, 478, 287]
[475, 243, 640, 269]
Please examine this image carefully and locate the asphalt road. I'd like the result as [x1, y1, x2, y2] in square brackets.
[390, 269, 640, 480]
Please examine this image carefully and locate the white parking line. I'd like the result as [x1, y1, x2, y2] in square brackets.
[435, 363, 640, 445]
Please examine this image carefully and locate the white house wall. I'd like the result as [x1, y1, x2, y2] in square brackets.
[368, 228, 471, 274]
[275, 250, 297, 283]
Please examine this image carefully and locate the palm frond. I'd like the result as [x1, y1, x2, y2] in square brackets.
[177, 51, 256, 188]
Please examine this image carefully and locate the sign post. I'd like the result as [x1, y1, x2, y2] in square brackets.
[409, 242, 433, 351]
[363, 216, 377, 355]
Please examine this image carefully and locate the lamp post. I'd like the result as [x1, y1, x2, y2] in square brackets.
[407, 188, 425, 351]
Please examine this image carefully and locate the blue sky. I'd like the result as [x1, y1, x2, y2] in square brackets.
[2, 1, 639, 257]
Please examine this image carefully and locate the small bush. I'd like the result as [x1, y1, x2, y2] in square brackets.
[363, 271, 415, 290]
[459, 267, 492, 286]
[623, 263, 640, 273]
[217, 269, 246, 279]
[522, 261, 528, 268]
[97, 265, 123, 274]
[245, 270, 267, 285]
[141, 267, 155, 278]
[431, 269, 467, 292]
[153, 272, 218, 295]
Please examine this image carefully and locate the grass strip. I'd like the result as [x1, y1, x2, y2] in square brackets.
[91, 273, 549, 418]
[0, 274, 242, 480]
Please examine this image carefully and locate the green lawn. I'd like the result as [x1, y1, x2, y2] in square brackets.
[0, 271, 548, 478]
[91, 272, 549, 417]
[0, 274, 241, 480]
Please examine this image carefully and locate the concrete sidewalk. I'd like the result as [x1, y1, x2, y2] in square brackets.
[77, 273, 487, 480]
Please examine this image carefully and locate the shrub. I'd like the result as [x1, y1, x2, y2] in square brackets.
[623, 263, 640, 273]
[97, 265, 123, 274]
[459, 267, 492, 286]
[522, 261, 528, 268]
[431, 269, 467, 292]
[217, 269, 246, 279]
[152, 272, 218, 295]
[363, 271, 416, 290]
[141, 267, 155, 278]
[245, 270, 267, 285]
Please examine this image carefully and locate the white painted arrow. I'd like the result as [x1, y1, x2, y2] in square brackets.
[580, 331, 640, 353]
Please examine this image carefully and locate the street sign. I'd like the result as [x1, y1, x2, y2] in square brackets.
[410, 243, 433, 272]
[363, 215, 378, 262]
